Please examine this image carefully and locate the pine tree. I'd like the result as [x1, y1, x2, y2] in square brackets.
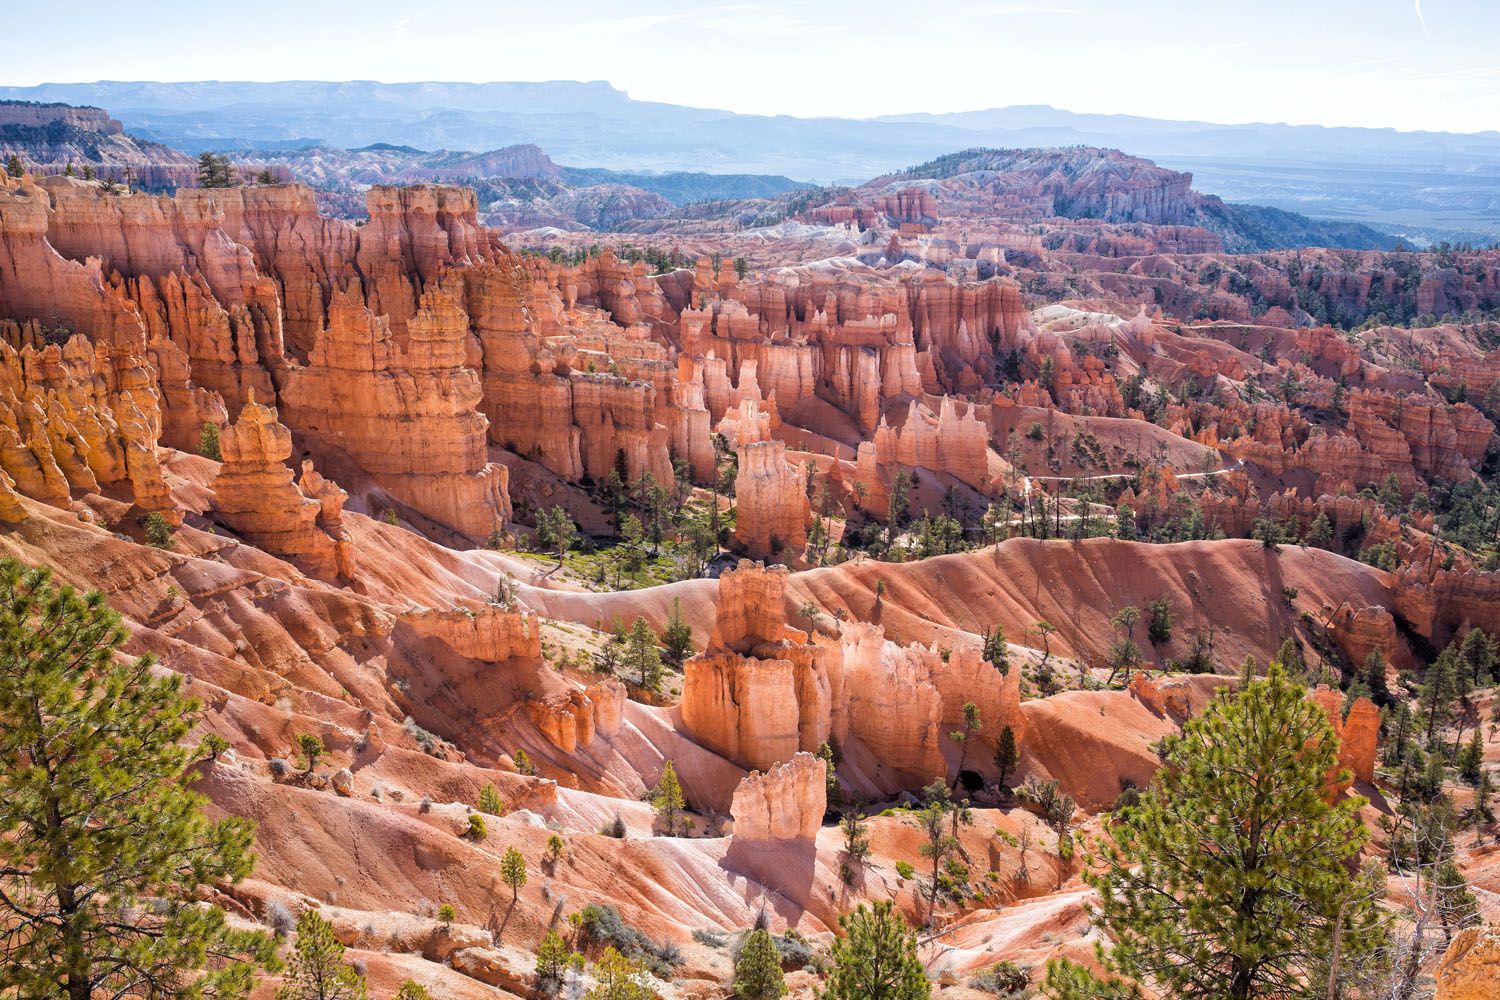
[198, 419, 222, 460]
[1035, 621, 1057, 672]
[949, 701, 980, 782]
[917, 796, 960, 916]
[1422, 647, 1458, 749]
[1460, 627, 1495, 687]
[277, 908, 368, 1000]
[733, 928, 787, 1000]
[1275, 636, 1305, 677]
[196, 152, 234, 188]
[584, 946, 653, 1000]
[994, 725, 1020, 792]
[478, 783, 504, 815]
[623, 616, 664, 693]
[393, 982, 430, 1000]
[297, 732, 324, 773]
[838, 806, 871, 884]
[629, 473, 674, 555]
[817, 740, 842, 806]
[1384, 701, 1413, 768]
[0, 560, 276, 1000]
[1459, 730, 1484, 784]
[1084, 665, 1387, 1000]
[617, 515, 646, 580]
[1105, 606, 1142, 684]
[1040, 958, 1142, 999]
[1251, 516, 1282, 550]
[535, 929, 571, 995]
[5, 153, 23, 177]
[1147, 598, 1173, 645]
[145, 510, 175, 548]
[1434, 859, 1479, 939]
[592, 625, 626, 677]
[512, 747, 536, 776]
[1475, 770, 1495, 827]
[1365, 648, 1392, 707]
[1239, 653, 1258, 689]
[661, 597, 694, 668]
[1303, 511, 1333, 550]
[536, 506, 576, 566]
[820, 900, 930, 1000]
[651, 760, 686, 835]
[1420, 749, 1447, 801]
[982, 625, 1010, 675]
[500, 846, 527, 902]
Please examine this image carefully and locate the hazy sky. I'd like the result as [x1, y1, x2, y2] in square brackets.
[3, 0, 1497, 133]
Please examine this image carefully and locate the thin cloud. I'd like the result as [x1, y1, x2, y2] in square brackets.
[1415, 0, 1430, 37]
[577, 12, 691, 34]
[579, 3, 796, 36]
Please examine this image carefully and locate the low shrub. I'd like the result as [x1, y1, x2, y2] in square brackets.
[692, 929, 726, 948]
[972, 960, 1032, 997]
[577, 903, 680, 977]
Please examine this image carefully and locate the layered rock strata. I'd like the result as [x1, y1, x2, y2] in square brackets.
[211, 396, 354, 580]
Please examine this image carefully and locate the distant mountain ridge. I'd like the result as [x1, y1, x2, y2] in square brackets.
[2, 81, 1496, 242]
[862, 147, 1400, 251]
[0, 95, 1406, 251]
[0, 98, 196, 189]
[225, 141, 808, 231]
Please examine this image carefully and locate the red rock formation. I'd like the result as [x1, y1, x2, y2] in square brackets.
[1329, 604, 1410, 674]
[399, 605, 541, 663]
[1128, 672, 1195, 722]
[211, 396, 352, 580]
[826, 622, 947, 789]
[729, 752, 826, 843]
[298, 460, 356, 578]
[1437, 925, 1500, 1000]
[0, 335, 173, 517]
[527, 678, 626, 754]
[682, 563, 1023, 793]
[871, 397, 991, 490]
[681, 562, 834, 772]
[1308, 687, 1379, 795]
[1340, 698, 1379, 786]
[1393, 562, 1500, 649]
[278, 285, 509, 538]
[711, 560, 793, 652]
[0, 465, 27, 523]
[733, 440, 808, 559]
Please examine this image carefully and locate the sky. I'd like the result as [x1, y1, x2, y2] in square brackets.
[1, 0, 1497, 133]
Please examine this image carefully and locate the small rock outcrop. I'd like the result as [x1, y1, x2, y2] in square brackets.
[1308, 687, 1380, 795]
[729, 752, 826, 843]
[712, 559, 792, 652]
[527, 678, 626, 753]
[1437, 924, 1500, 1000]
